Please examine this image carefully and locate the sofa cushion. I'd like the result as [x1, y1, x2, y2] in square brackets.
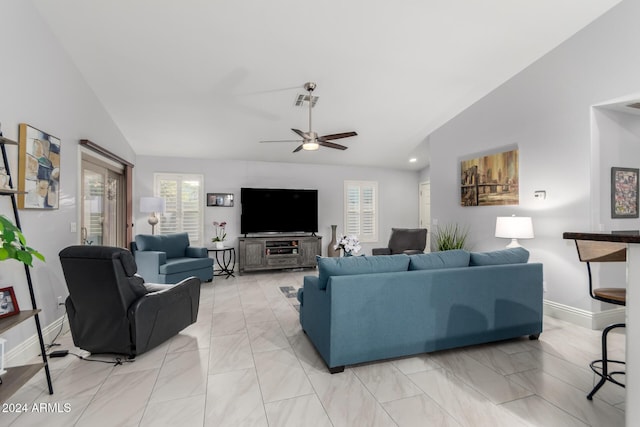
[135, 233, 190, 259]
[317, 254, 410, 290]
[408, 250, 470, 270]
[159, 257, 213, 275]
[469, 247, 530, 266]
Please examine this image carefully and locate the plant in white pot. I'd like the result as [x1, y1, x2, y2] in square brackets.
[211, 221, 227, 249]
[0, 215, 44, 266]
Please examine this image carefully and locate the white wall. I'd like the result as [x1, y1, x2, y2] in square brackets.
[0, 0, 136, 357]
[594, 107, 640, 231]
[428, 0, 640, 313]
[134, 156, 420, 255]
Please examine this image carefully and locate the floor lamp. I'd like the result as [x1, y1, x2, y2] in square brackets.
[140, 197, 165, 235]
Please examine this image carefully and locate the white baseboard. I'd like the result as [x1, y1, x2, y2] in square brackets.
[6, 315, 70, 366]
[543, 299, 625, 330]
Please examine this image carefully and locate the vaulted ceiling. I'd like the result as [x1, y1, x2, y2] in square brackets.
[33, 0, 622, 170]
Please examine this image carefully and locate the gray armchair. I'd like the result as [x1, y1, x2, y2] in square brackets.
[372, 228, 427, 255]
[59, 245, 200, 357]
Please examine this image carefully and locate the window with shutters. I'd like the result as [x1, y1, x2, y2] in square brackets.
[154, 173, 204, 246]
[344, 180, 378, 242]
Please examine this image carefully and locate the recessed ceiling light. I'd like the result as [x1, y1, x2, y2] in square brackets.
[409, 158, 417, 163]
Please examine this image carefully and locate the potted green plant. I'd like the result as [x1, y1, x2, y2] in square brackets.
[433, 223, 469, 251]
[0, 215, 45, 267]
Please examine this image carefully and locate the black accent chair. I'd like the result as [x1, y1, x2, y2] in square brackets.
[59, 245, 200, 357]
[573, 240, 626, 400]
[372, 228, 428, 255]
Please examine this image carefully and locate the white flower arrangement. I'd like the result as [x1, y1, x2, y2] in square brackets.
[334, 234, 361, 256]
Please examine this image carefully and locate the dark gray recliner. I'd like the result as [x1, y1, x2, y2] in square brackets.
[372, 228, 428, 255]
[59, 245, 200, 357]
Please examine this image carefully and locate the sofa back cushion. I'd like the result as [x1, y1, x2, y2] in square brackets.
[469, 247, 529, 266]
[408, 249, 470, 270]
[135, 233, 190, 259]
[317, 254, 410, 290]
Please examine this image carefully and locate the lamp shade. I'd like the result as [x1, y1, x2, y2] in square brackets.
[140, 197, 165, 213]
[495, 216, 534, 239]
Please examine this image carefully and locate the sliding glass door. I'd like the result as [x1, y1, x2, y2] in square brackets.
[81, 155, 125, 247]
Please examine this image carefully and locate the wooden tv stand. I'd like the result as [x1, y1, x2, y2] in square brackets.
[238, 235, 322, 275]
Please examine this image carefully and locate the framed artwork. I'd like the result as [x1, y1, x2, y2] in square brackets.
[0, 286, 20, 319]
[17, 123, 61, 209]
[460, 148, 519, 206]
[207, 193, 234, 207]
[611, 167, 639, 218]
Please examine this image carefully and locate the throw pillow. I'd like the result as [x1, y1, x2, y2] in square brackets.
[408, 250, 470, 270]
[316, 254, 410, 290]
[469, 247, 530, 266]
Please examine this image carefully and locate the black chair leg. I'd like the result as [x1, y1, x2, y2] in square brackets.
[587, 322, 625, 400]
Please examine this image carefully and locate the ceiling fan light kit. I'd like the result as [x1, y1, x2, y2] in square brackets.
[260, 82, 357, 153]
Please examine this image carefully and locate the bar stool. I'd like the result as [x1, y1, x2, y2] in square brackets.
[573, 240, 626, 400]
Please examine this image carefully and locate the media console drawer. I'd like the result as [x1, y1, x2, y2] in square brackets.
[267, 256, 299, 267]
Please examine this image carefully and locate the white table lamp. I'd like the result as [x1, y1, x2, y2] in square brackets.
[140, 197, 165, 235]
[495, 215, 534, 248]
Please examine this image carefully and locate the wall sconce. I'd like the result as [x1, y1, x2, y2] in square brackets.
[495, 215, 534, 248]
[140, 197, 165, 235]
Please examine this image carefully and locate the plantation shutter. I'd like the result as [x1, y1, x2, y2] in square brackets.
[154, 173, 204, 245]
[344, 181, 378, 242]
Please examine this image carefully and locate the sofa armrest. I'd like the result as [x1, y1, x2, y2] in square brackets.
[129, 276, 201, 354]
[371, 248, 391, 256]
[185, 246, 208, 258]
[299, 276, 333, 363]
[134, 251, 167, 283]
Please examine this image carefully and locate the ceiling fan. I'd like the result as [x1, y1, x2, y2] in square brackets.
[260, 82, 358, 153]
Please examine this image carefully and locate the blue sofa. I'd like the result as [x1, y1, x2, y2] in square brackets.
[131, 233, 213, 284]
[297, 248, 543, 373]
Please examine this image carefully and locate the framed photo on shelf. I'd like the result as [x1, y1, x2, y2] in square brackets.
[207, 193, 234, 207]
[18, 123, 61, 210]
[611, 167, 639, 218]
[0, 286, 20, 319]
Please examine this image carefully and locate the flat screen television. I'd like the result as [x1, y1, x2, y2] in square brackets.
[241, 188, 318, 234]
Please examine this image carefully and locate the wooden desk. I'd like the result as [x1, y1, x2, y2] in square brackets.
[564, 232, 637, 422]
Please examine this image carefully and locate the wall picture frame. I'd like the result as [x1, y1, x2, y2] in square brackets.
[207, 193, 234, 207]
[611, 167, 639, 218]
[0, 286, 20, 319]
[460, 148, 519, 206]
[18, 123, 61, 210]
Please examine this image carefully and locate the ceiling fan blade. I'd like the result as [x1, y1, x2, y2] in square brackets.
[293, 144, 304, 153]
[291, 128, 309, 140]
[319, 141, 348, 150]
[259, 139, 303, 143]
[318, 131, 358, 141]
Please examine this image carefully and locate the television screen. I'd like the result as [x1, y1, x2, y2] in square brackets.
[241, 188, 318, 234]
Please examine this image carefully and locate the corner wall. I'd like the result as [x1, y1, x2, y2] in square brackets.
[429, 0, 640, 314]
[0, 0, 135, 361]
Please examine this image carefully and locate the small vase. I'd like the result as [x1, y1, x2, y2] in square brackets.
[327, 225, 340, 257]
[215, 241, 224, 249]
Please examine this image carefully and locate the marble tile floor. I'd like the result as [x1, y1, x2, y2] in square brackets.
[4, 270, 626, 426]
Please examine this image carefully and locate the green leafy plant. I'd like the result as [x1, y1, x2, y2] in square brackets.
[433, 223, 469, 251]
[0, 215, 45, 267]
